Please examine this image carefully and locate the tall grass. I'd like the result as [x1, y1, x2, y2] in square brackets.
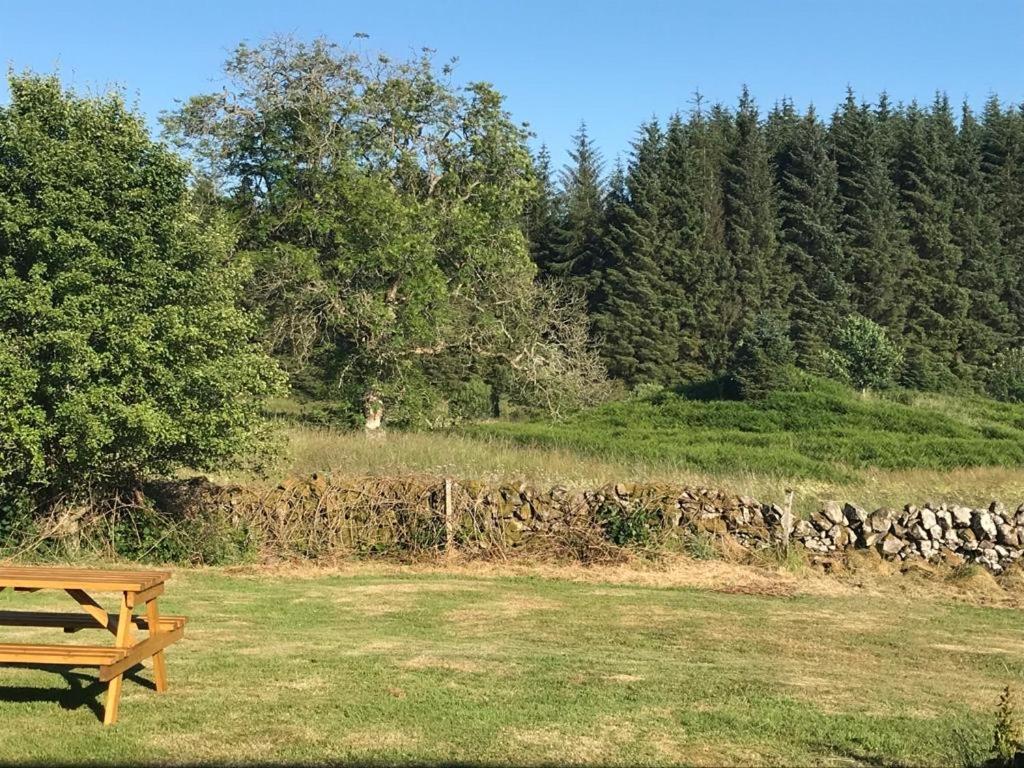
[465, 376, 1024, 481]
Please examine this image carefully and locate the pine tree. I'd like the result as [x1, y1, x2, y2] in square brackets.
[660, 112, 705, 380]
[596, 121, 681, 386]
[953, 103, 1014, 373]
[830, 90, 909, 332]
[722, 88, 787, 346]
[549, 123, 606, 307]
[980, 97, 1024, 344]
[893, 96, 969, 388]
[524, 145, 562, 276]
[770, 102, 846, 366]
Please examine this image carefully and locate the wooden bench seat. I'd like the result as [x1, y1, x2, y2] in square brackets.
[0, 610, 186, 633]
[0, 643, 128, 666]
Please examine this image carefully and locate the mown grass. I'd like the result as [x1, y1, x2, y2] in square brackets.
[0, 565, 1018, 766]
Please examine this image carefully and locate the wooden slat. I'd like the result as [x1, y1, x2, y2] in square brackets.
[99, 623, 184, 683]
[126, 582, 164, 608]
[0, 643, 128, 666]
[0, 610, 185, 632]
[0, 566, 169, 593]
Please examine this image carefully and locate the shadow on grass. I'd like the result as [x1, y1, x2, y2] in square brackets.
[0, 663, 154, 723]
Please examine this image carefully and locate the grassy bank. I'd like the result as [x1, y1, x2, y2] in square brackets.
[466, 378, 1024, 482]
[208, 378, 1024, 514]
[0, 564, 1019, 765]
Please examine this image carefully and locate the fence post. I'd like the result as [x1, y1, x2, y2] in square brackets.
[444, 478, 454, 558]
[781, 488, 795, 553]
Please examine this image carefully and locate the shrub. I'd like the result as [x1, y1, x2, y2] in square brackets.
[987, 349, 1024, 404]
[993, 685, 1023, 767]
[596, 501, 662, 549]
[822, 314, 904, 394]
[0, 75, 284, 512]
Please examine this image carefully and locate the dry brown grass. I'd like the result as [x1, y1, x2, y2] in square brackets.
[201, 424, 1024, 515]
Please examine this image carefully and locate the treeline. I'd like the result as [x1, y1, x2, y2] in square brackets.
[528, 89, 1024, 393]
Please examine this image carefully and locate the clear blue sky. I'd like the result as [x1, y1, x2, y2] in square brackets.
[3, 0, 1023, 169]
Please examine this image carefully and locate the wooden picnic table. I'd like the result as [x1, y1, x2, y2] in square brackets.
[0, 566, 186, 725]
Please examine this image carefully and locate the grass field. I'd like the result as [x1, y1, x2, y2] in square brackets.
[465, 378, 1024, 482]
[0, 563, 1020, 766]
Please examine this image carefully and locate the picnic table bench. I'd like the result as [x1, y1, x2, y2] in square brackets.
[0, 566, 186, 725]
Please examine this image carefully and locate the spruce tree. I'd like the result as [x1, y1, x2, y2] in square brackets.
[981, 97, 1024, 344]
[893, 96, 969, 387]
[770, 102, 846, 366]
[660, 112, 706, 380]
[953, 103, 1014, 373]
[722, 88, 787, 346]
[596, 122, 681, 386]
[524, 145, 562, 277]
[550, 123, 606, 307]
[830, 90, 909, 332]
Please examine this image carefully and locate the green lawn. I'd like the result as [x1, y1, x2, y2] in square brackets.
[0, 566, 1020, 766]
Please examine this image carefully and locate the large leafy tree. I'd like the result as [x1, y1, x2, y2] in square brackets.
[166, 38, 604, 428]
[0, 74, 282, 511]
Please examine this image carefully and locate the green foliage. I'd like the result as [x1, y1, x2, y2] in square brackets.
[466, 374, 1024, 481]
[987, 349, 1024, 404]
[596, 501, 662, 549]
[0, 75, 283, 511]
[596, 121, 682, 386]
[770, 103, 846, 366]
[728, 312, 795, 400]
[992, 686, 1022, 766]
[823, 314, 904, 392]
[165, 38, 601, 429]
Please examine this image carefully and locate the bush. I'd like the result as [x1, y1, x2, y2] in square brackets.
[987, 349, 1024, 404]
[0, 75, 284, 512]
[822, 314, 903, 393]
[728, 313, 795, 400]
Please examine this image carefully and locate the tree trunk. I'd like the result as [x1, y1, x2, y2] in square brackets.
[363, 392, 384, 436]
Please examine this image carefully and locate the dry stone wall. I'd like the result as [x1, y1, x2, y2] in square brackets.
[177, 475, 1024, 571]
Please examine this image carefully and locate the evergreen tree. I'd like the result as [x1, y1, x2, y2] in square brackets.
[722, 88, 787, 346]
[550, 123, 606, 306]
[893, 96, 969, 388]
[953, 103, 1014, 373]
[524, 145, 562, 276]
[830, 90, 909, 331]
[770, 102, 846, 366]
[596, 122, 681, 385]
[980, 97, 1024, 343]
[691, 102, 737, 377]
[660, 112, 705, 379]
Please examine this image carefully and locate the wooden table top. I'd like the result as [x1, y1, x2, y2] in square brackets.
[0, 566, 171, 593]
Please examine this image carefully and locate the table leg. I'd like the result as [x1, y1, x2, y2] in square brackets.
[103, 593, 133, 726]
[145, 598, 168, 693]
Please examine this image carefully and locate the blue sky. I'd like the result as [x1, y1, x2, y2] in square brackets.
[3, 0, 1023, 170]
